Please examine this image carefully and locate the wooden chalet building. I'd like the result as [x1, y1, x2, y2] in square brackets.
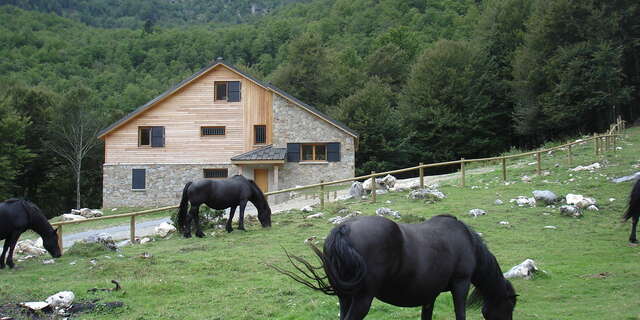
[98, 58, 358, 208]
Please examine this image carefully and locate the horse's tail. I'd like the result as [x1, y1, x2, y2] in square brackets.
[623, 179, 640, 221]
[177, 181, 192, 232]
[269, 224, 367, 297]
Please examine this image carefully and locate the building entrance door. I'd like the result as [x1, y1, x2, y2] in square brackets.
[254, 169, 268, 193]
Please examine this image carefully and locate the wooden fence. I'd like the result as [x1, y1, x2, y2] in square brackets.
[51, 118, 626, 253]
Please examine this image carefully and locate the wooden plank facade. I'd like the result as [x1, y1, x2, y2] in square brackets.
[103, 65, 272, 164]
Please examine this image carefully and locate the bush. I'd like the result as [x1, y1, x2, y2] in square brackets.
[171, 205, 226, 233]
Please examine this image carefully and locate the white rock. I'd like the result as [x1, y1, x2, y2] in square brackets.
[19, 301, 50, 311]
[408, 188, 446, 201]
[586, 205, 599, 211]
[116, 240, 131, 248]
[560, 205, 582, 217]
[533, 190, 558, 204]
[510, 196, 536, 207]
[468, 209, 486, 217]
[609, 198, 616, 202]
[154, 222, 176, 238]
[348, 182, 364, 198]
[140, 237, 152, 244]
[380, 174, 397, 189]
[375, 207, 401, 219]
[576, 198, 596, 209]
[543, 226, 557, 229]
[521, 175, 532, 183]
[301, 205, 314, 213]
[499, 221, 510, 225]
[42, 259, 55, 265]
[61, 214, 87, 222]
[503, 259, 540, 280]
[305, 212, 325, 219]
[15, 239, 47, 256]
[385, 200, 392, 204]
[571, 162, 601, 171]
[565, 194, 584, 205]
[494, 199, 504, 205]
[45, 291, 75, 309]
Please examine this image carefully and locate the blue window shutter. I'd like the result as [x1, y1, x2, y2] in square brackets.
[132, 169, 146, 190]
[151, 126, 164, 147]
[327, 142, 341, 162]
[228, 81, 241, 102]
[287, 143, 300, 162]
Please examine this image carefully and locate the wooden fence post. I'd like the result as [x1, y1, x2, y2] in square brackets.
[501, 157, 507, 181]
[536, 152, 541, 175]
[460, 158, 466, 187]
[371, 172, 376, 203]
[57, 225, 63, 255]
[320, 180, 325, 210]
[419, 162, 424, 188]
[605, 135, 610, 152]
[594, 133, 598, 156]
[568, 144, 573, 166]
[130, 215, 136, 243]
[613, 134, 617, 153]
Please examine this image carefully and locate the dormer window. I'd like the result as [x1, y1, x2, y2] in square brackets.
[214, 81, 241, 102]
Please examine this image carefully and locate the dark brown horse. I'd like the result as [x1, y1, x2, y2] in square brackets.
[0, 199, 61, 269]
[273, 215, 516, 319]
[177, 175, 272, 237]
[623, 179, 640, 244]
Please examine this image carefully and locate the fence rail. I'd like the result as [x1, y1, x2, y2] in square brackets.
[51, 118, 626, 253]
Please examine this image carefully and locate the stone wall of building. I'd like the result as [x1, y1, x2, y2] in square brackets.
[102, 164, 240, 208]
[272, 94, 356, 191]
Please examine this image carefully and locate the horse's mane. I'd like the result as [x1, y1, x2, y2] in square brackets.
[246, 179, 267, 204]
[456, 219, 513, 308]
[3, 199, 52, 234]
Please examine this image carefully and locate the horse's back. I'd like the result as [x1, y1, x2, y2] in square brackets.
[0, 200, 29, 240]
[187, 178, 252, 208]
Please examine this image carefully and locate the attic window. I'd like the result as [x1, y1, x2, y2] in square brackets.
[214, 81, 241, 102]
[204, 168, 228, 179]
[201, 126, 226, 136]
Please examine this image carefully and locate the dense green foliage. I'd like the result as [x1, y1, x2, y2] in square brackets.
[0, 0, 639, 215]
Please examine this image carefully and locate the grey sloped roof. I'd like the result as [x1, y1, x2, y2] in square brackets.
[230, 145, 286, 161]
[98, 58, 358, 139]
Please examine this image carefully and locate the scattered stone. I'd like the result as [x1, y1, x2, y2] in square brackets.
[362, 177, 386, 191]
[61, 213, 87, 222]
[375, 207, 401, 219]
[46, 291, 75, 309]
[84, 233, 117, 251]
[69, 261, 77, 265]
[468, 209, 486, 217]
[111, 208, 118, 211]
[42, 259, 55, 265]
[337, 208, 351, 216]
[532, 190, 558, 205]
[348, 181, 364, 198]
[571, 162, 601, 171]
[19, 301, 50, 312]
[503, 259, 540, 280]
[499, 221, 509, 225]
[305, 212, 324, 219]
[609, 198, 616, 202]
[510, 196, 536, 207]
[521, 175, 532, 183]
[328, 212, 360, 225]
[385, 200, 392, 204]
[380, 174, 397, 189]
[15, 239, 47, 256]
[301, 205, 314, 213]
[543, 226, 557, 229]
[560, 205, 582, 218]
[375, 189, 388, 195]
[116, 240, 131, 248]
[139, 252, 152, 259]
[586, 205, 599, 211]
[611, 172, 640, 183]
[494, 199, 504, 205]
[408, 188, 446, 201]
[71, 208, 103, 218]
[139, 237, 152, 244]
[154, 222, 176, 238]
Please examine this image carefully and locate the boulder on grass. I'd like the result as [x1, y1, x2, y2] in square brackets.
[375, 207, 401, 219]
[503, 259, 540, 280]
[154, 222, 176, 238]
[532, 190, 558, 205]
[61, 214, 87, 222]
[348, 182, 364, 198]
[468, 209, 486, 217]
[559, 205, 582, 218]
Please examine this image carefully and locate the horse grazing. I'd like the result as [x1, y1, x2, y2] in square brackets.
[272, 215, 516, 320]
[177, 175, 272, 237]
[0, 199, 61, 269]
[623, 179, 640, 244]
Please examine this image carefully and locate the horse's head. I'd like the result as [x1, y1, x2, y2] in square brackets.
[482, 280, 517, 320]
[43, 228, 62, 258]
[258, 204, 272, 228]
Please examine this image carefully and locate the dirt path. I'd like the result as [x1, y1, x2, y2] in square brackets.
[61, 166, 495, 248]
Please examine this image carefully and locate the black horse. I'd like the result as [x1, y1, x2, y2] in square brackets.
[177, 175, 272, 237]
[273, 215, 516, 320]
[0, 199, 61, 269]
[623, 179, 640, 244]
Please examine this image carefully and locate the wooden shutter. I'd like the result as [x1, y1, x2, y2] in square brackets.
[327, 142, 341, 162]
[228, 81, 241, 102]
[132, 169, 146, 190]
[286, 143, 300, 162]
[151, 126, 165, 147]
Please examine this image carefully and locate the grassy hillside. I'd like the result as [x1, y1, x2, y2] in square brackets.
[2, 128, 640, 319]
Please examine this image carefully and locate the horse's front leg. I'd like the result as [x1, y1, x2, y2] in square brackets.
[338, 295, 352, 320]
[421, 298, 437, 320]
[192, 206, 205, 238]
[4, 232, 20, 269]
[183, 204, 197, 238]
[450, 279, 471, 320]
[630, 215, 639, 244]
[226, 206, 237, 233]
[237, 200, 248, 231]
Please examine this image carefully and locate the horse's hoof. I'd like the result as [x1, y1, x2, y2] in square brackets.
[629, 242, 639, 247]
[183, 233, 192, 238]
[196, 232, 205, 238]
[7, 263, 14, 269]
[238, 227, 246, 231]
[226, 228, 233, 233]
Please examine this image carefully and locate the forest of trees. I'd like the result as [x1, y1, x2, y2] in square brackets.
[1, 0, 639, 217]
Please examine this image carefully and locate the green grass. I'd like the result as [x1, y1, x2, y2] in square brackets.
[2, 129, 640, 319]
